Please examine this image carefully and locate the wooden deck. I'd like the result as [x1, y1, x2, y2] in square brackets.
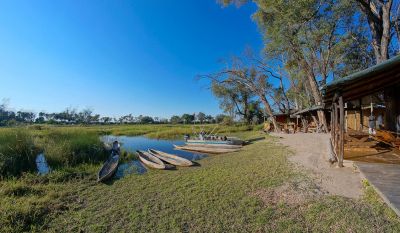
[345, 132, 400, 164]
[356, 162, 400, 216]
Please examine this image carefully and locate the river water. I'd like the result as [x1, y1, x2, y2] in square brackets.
[102, 135, 207, 177]
[36, 135, 206, 177]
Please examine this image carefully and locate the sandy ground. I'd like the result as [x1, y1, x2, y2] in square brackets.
[271, 133, 362, 199]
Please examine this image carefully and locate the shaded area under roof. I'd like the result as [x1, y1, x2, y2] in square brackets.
[290, 105, 323, 117]
[323, 55, 400, 106]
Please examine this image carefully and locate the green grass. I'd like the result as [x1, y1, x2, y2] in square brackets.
[0, 126, 108, 177]
[1, 125, 400, 232]
[0, 123, 258, 177]
[0, 129, 38, 178]
[34, 129, 108, 168]
[1, 129, 399, 232]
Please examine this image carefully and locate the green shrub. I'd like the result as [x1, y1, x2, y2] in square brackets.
[39, 130, 108, 168]
[0, 130, 38, 178]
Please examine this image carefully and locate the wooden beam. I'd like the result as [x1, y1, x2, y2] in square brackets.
[359, 98, 363, 131]
[323, 68, 400, 105]
[334, 103, 338, 152]
[339, 96, 345, 167]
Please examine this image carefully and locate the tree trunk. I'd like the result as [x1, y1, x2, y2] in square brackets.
[260, 95, 280, 132]
[356, 0, 392, 64]
[302, 61, 328, 132]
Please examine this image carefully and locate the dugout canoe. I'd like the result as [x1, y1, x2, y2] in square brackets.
[148, 149, 193, 167]
[137, 150, 167, 169]
[97, 154, 119, 182]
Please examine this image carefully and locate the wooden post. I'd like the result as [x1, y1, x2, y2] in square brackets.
[359, 98, 363, 131]
[345, 109, 348, 133]
[338, 96, 344, 167]
[385, 87, 398, 131]
[334, 103, 338, 151]
[330, 110, 333, 135]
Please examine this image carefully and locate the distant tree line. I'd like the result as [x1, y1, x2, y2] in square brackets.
[0, 102, 232, 126]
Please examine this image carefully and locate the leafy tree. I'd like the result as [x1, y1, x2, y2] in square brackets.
[91, 114, 100, 123]
[170, 115, 182, 124]
[220, 0, 372, 132]
[211, 78, 258, 124]
[79, 108, 93, 124]
[203, 56, 280, 131]
[215, 114, 226, 123]
[181, 114, 195, 124]
[140, 116, 154, 124]
[16, 111, 36, 123]
[196, 112, 206, 123]
[100, 116, 112, 124]
[205, 115, 215, 123]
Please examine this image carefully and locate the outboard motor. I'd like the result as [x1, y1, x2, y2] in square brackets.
[111, 141, 120, 156]
[183, 134, 190, 142]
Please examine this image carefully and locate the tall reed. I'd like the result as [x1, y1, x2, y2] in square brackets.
[0, 130, 37, 178]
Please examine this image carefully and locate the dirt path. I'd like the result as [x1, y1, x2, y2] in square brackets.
[271, 133, 362, 199]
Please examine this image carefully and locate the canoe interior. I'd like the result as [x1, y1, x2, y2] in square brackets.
[137, 150, 167, 169]
[148, 149, 193, 166]
[98, 155, 119, 182]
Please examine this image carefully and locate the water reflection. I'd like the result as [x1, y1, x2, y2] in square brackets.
[35, 153, 50, 175]
[102, 135, 207, 161]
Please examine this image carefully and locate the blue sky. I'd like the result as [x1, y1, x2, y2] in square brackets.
[0, 0, 262, 118]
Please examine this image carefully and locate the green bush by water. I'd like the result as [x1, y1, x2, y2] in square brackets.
[0, 130, 38, 178]
[37, 129, 108, 168]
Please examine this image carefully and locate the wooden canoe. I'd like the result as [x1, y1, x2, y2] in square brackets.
[97, 154, 119, 182]
[184, 143, 242, 149]
[137, 150, 167, 169]
[173, 144, 240, 154]
[148, 149, 193, 167]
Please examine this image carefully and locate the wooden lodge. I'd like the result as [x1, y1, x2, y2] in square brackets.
[323, 55, 400, 167]
[290, 105, 327, 133]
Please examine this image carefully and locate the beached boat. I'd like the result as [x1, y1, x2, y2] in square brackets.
[173, 144, 240, 154]
[186, 139, 244, 146]
[137, 150, 167, 169]
[97, 154, 119, 182]
[184, 142, 242, 149]
[148, 149, 193, 167]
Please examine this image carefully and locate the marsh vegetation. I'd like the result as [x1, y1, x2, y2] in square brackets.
[0, 126, 400, 232]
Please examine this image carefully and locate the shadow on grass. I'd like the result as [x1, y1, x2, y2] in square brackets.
[245, 136, 266, 145]
[191, 161, 201, 167]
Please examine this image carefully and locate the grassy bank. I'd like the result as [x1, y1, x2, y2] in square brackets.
[0, 129, 38, 177]
[0, 126, 108, 178]
[0, 124, 258, 177]
[1, 130, 399, 232]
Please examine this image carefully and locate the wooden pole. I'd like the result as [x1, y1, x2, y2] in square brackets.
[334, 103, 338, 152]
[359, 98, 363, 131]
[330, 110, 333, 135]
[339, 96, 344, 167]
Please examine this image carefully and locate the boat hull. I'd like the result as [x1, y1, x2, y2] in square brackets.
[137, 150, 167, 169]
[185, 143, 242, 149]
[97, 155, 119, 182]
[186, 139, 243, 146]
[148, 149, 193, 167]
[174, 144, 240, 154]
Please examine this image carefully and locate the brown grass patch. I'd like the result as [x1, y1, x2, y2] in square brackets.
[252, 180, 326, 206]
